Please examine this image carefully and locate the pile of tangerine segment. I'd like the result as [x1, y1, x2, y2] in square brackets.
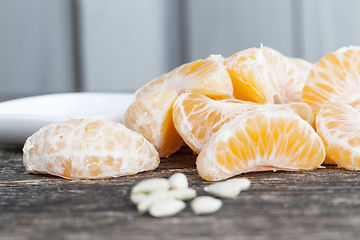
[23, 45, 360, 181]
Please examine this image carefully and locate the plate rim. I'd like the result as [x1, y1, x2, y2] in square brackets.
[0, 92, 134, 145]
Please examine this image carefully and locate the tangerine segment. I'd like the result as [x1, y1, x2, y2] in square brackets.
[215, 102, 315, 130]
[262, 46, 312, 104]
[134, 55, 233, 100]
[301, 46, 360, 115]
[280, 102, 314, 127]
[172, 93, 250, 154]
[23, 118, 160, 179]
[224, 47, 276, 103]
[197, 109, 325, 181]
[291, 57, 313, 76]
[125, 88, 183, 158]
[350, 95, 360, 112]
[316, 102, 360, 170]
[173, 93, 315, 154]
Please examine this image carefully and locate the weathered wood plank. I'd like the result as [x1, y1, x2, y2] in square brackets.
[1, 146, 360, 240]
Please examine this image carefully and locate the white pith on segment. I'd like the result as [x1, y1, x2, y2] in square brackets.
[301, 46, 360, 115]
[23, 118, 160, 179]
[316, 102, 360, 170]
[134, 55, 233, 100]
[173, 93, 250, 153]
[225, 47, 277, 103]
[125, 88, 183, 157]
[196, 109, 325, 181]
[262, 46, 313, 104]
[174, 92, 315, 154]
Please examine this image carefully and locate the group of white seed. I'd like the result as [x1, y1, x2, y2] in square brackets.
[130, 173, 251, 217]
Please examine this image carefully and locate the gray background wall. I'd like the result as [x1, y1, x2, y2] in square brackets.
[1, 0, 360, 99]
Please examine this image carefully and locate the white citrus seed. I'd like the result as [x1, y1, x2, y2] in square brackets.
[130, 192, 147, 205]
[204, 180, 241, 198]
[132, 178, 170, 194]
[227, 178, 251, 191]
[169, 188, 197, 201]
[137, 190, 171, 214]
[191, 196, 222, 215]
[149, 198, 186, 217]
[169, 173, 188, 189]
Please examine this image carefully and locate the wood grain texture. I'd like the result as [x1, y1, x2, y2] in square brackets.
[1, 145, 360, 240]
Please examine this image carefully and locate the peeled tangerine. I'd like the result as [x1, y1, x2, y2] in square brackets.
[126, 55, 233, 157]
[316, 102, 360, 170]
[23, 118, 160, 179]
[262, 46, 313, 104]
[301, 45, 360, 115]
[125, 88, 183, 158]
[134, 54, 233, 100]
[173, 92, 315, 154]
[196, 108, 325, 181]
[224, 46, 276, 103]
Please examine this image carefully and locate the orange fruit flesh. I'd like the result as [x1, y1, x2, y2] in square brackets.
[128, 55, 233, 158]
[291, 57, 313, 75]
[197, 109, 325, 181]
[211, 102, 315, 133]
[301, 46, 360, 115]
[173, 93, 249, 153]
[224, 47, 276, 103]
[134, 55, 233, 100]
[262, 46, 312, 103]
[279, 102, 315, 127]
[23, 118, 160, 179]
[350, 95, 360, 111]
[125, 88, 183, 158]
[323, 156, 337, 165]
[173, 92, 315, 154]
[316, 102, 360, 170]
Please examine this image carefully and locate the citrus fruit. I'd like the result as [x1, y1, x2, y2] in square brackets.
[291, 57, 313, 75]
[224, 46, 276, 103]
[172, 93, 249, 153]
[134, 55, 233, 100]
[262, 46, 312, 104]
[301, 46, 360, 115]
[282, 102, 314, 127]
[350, 95, 360, 112]
[128, 54, 233, 157]
[173, 92, 315, 154]
[23, 118, 160, 179]
[196, 108, 325, 181]
[125, 88, 183, 158]
[316, 101, 360, 170]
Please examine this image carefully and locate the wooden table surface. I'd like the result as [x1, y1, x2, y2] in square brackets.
[1, 144, 360, 240]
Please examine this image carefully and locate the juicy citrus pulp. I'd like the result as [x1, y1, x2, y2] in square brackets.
[197, 109, 325, 181]
[125, 88, 183, 158]
[316, 102, 360, 170]
[173, 93, 250, 153]
[173, 92, 315, 154]
[262, 46, 312, 103]
[224, 46, 276, 103]
[134, 55, 233, 100]
[301, 46, 360, 115]
[23, 118, 160, 179]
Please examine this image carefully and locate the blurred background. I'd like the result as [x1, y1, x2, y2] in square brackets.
[1, 0, 360, 100]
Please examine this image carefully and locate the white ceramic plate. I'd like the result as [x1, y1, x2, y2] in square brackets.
[0, 92, 134, 146]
